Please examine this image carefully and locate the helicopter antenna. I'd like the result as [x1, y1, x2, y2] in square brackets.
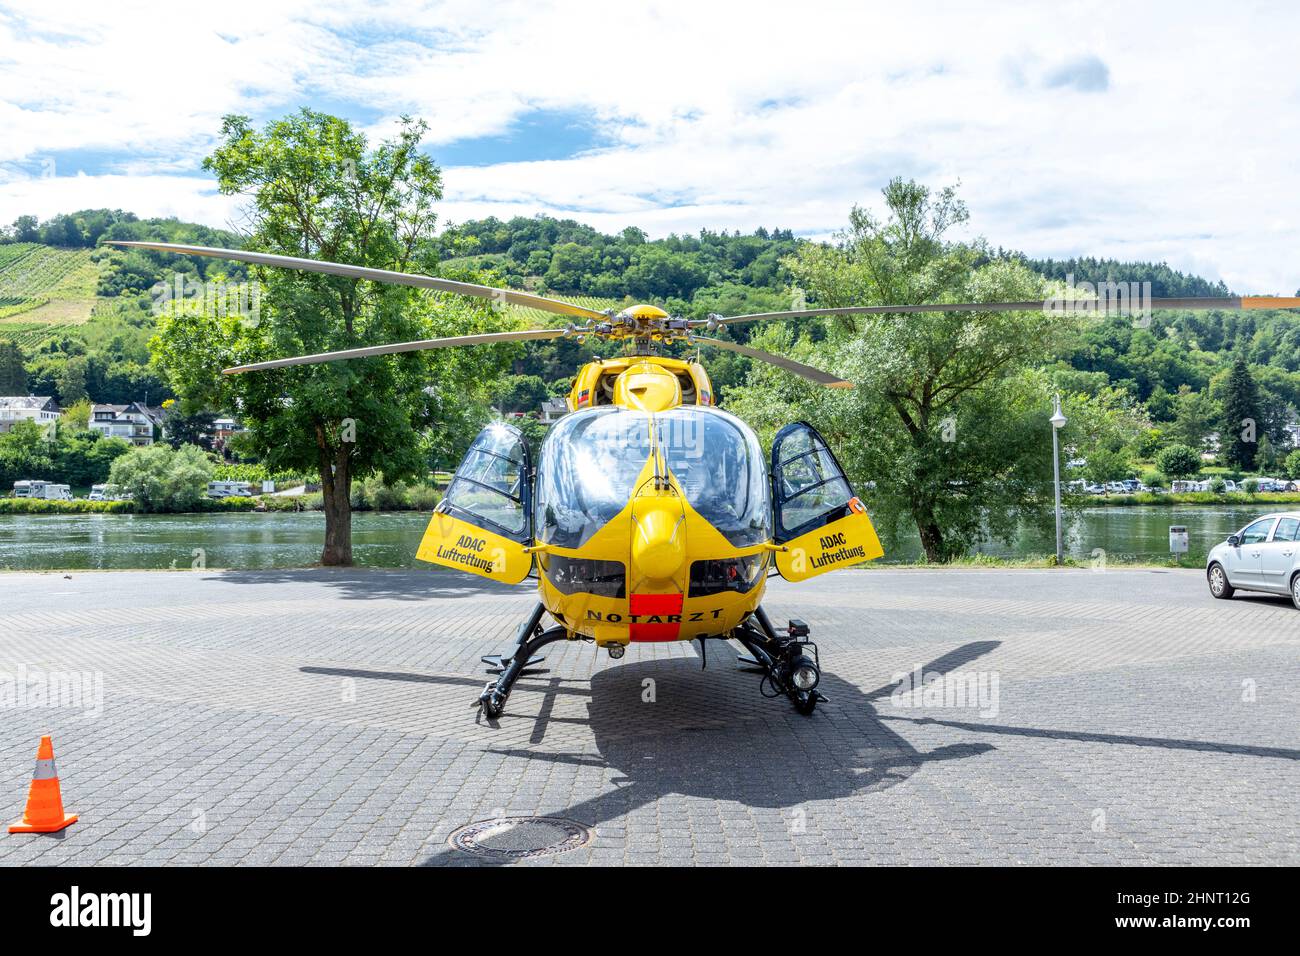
[645, 416, 672, 491]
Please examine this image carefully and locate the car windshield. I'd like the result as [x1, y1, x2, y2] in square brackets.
[534, 405, 771, 549]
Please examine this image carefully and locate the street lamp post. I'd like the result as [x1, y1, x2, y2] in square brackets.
[1050, 394, 1067, 564]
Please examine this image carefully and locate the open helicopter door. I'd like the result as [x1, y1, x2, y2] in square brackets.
[416, 422, 534, 584]
[770, 422, 883, 581]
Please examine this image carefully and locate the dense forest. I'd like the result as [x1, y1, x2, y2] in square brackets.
[4, 206, 1300, 482]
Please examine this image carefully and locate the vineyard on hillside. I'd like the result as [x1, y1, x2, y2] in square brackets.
[0, 322, 81, 349]
[507, 293, 626, 327]
[0, 244, 101, 322]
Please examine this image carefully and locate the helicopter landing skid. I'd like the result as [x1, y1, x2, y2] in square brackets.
[480, 655, 547, 675]
[476, 603, 568, 719]
[733, 607, 827, 716]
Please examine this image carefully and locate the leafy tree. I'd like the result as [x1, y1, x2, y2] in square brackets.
[54, 430, 130, 487]
[54, 355, 89, 404]
[490, 375, 549, 414]
[732, 179, 1074, 562]
[108, 443, 212, 512]
[0, 340, 26, 394]
[1284, 449, 1300, 480]
[160, 400, 216, 449]
[544, 242, 601, 291]
[1134, 427, 1164, 459]
[1155, 443, 1200, 478]
[11, 215, 39, 243]
[1221, 355, 1262, 470]
[1167, 385, 1216, 452]
[1141, 469, 1165, 489]
[60, 399, 92, 430]
[0, 420, 55, 489]
[623, 245, 710, 300]
[1256, 433, 1282, 473]
[0, 417, 128, 488]
[1085, 448, 1131, 484]
[152, 109, 514, 564]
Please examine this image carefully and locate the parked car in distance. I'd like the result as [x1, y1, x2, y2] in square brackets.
[1207, 511, 1300, 608]
[1256, 477, 1298, 492]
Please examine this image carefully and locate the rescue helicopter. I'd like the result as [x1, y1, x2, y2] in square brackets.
[110, 239, 1300, 717]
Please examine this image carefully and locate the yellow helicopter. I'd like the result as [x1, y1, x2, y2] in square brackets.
[112, 240, 1300, 717]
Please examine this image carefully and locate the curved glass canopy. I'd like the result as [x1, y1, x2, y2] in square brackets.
[534, 405, 771, 549]
[657, 406, 770, 547]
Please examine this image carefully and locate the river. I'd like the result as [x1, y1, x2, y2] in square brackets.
[0, 505, 1273, 571]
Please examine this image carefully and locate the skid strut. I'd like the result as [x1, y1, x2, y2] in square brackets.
[733, 606, 827, 716]
[477, 603, 569, 718]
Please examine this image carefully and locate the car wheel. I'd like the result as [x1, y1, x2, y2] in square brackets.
[1207, 563, 1234, 599]
[1291, 573, 1300, 611]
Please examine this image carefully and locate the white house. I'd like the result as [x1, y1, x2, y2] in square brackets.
[0, 396, 61, 434]
[90, 402, 164, 446]
[208, 417, 246, 452]
[540, 396, 568, 424]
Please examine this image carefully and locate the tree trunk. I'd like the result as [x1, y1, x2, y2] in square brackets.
[915, 508, 946, 564]
[319, 441, 352, 566]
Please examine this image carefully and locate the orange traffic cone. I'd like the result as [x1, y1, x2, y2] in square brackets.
[9, 734, 77, 834]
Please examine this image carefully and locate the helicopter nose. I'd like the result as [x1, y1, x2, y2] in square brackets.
[632, 502, 685, 581]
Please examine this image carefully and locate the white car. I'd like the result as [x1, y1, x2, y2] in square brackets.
[1206, 512, 1300, 607]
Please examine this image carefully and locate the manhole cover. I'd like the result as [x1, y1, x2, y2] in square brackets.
[448, 817, 591, 859]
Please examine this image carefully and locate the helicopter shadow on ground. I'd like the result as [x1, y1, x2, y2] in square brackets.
[419, 640, 1002, 866]
[206, 566, 526, 602]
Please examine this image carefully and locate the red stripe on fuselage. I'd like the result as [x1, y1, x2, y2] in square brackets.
[628, 592, 683, 642]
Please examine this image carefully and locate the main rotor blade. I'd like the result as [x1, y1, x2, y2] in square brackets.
[691, 335, 852, 388]
[107, 241, 608, 321]
[223, 327, 570, 374]
[701, 296, 1300, 326]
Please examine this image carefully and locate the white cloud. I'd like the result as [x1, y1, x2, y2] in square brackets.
[1, 0, 1298, 293]
[0, 171, 240, 231]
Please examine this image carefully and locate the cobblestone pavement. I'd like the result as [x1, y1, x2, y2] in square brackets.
[0, 566, 1296, 866]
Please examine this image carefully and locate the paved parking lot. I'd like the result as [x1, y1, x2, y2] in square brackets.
[0, 566, 1296, 865]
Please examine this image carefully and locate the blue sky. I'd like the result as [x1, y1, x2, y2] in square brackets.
[1, 0, 1298, 293]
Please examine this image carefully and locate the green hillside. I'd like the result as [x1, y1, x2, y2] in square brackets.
[3, 207, 1299, 479]
[0, 244, 102, 332]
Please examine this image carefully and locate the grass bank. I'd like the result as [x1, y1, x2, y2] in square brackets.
[0, 481, 442, 515]
[1078, 491, 1300, 507]
[862, 553, 1206, 570]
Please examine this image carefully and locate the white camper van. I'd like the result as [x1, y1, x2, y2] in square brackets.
[12, 480, 73, 500]
[206, 481, 255, 499]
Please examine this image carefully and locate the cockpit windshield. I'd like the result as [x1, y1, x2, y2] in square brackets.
[534, 408, 653, 548]
[656, 406, 770, 546]
[534, 405, 771, 549]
